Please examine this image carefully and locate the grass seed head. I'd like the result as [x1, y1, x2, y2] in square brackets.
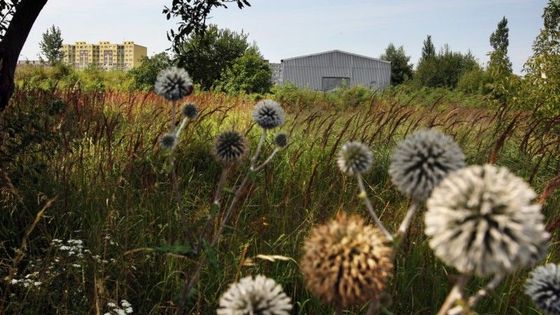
[425, 164, 549, 277]
[300, 213, 393, 308]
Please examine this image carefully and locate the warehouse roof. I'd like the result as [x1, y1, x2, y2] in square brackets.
[281, 49, 391, 64]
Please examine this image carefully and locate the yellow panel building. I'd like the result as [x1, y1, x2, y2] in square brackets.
[62, 41, 147, 70]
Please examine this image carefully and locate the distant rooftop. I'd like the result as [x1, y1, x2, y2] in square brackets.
[281, 49, 391, 64]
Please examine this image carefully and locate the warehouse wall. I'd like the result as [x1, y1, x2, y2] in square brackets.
[281, 50, 391, 91]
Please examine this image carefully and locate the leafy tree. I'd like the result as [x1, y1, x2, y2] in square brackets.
[420, 35, 436, 62]
[1, 0, 251, 111]
[163, 0, 251, 54]
[380, 43, 413, 85]
[416, 43, 480, 89]
[522, 0, 560, 116]
[176, 24, 250, 90]
[39, 25, 63, 65]
[215, 47, 272, 94]
[457, 67, 492, 94]
[0, 0, 48, 111]
[487, 17, 513, 103]
[128, 52, 173, 90]
[488, 17, 512, 74]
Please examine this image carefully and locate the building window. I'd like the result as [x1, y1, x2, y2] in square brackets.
[321, 77, 350, 91]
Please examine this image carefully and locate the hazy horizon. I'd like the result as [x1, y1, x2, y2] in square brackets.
[20, 0, 548, 74]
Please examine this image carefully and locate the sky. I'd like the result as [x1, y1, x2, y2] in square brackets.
[20, 0, 548, 74]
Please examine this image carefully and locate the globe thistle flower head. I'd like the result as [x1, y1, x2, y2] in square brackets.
[154, 67, 193, 101]
[214, 131, 248, 164]
[337, 141, 373, 176]
[252, 100, 285, 129]
[525, 263, 560, 315]
[181, 103, 198, 120]
[300, 213, 393, 307]
[274, 133, 288, 148]
[217, 275, 292, 315]
[389, 129, 465, 202]
[160, 133, 177, 150]
[425, 164, 549, 277]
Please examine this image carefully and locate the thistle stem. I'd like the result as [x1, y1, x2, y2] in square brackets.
[467, 273, 504, 306]
[175, 117, 189, 138]
[250, 130, 267, 170]
[365, 299, 380, 315]
[356, 174, 393, 242]
[437, 274, 470, 315]
[177, 129, 273, 314]
[397, 202, 419, 238]
[335, 304, 343, 315]
[252, 148, 280, 172]
[447, 273, 505, 315]
[212, 166, 231, 206]
[172, 100, 177, 127]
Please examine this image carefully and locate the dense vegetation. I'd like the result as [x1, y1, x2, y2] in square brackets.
[2, 2, 559, 314]
[1, 82, 559, 314]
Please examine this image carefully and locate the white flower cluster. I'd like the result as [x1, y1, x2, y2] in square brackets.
[10, 272, 42, 289]
[104, 299, 133, 315]
[52, 238, 86, 259]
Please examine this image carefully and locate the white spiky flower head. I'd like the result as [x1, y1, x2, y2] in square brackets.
[217, 275, 292, 315]
[252, 100, 285, 129]
[213, 131, 248, 164]
[525, 263, 560, 315]
[154, 67, 193, 101]
[389, 129, 465, 202]
[425, 164, 549, 277]
[337, 141, 373, 176]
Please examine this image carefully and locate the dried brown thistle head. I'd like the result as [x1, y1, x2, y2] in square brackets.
[300, 212, 393, 308]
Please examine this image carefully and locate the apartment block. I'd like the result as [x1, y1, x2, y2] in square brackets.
[62, 41, 147, 70]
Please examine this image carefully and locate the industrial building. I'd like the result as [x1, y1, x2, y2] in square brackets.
[271, 50, 391, 91]
[62, 41, 147, 70]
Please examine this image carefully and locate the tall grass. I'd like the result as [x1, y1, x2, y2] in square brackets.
[1, 86, 558, 314]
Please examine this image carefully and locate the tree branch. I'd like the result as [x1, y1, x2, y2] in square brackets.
[0, 0, 48, 111]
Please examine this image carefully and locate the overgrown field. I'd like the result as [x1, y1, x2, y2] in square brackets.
[1, 87, 559, 314]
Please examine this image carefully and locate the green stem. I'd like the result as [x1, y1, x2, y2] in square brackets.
[356, 174, 393, 241]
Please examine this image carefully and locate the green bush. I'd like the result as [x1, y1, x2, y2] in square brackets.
[457, 68, 492, 94]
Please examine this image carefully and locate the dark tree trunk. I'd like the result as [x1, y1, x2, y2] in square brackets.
[0, 0, 48, 112]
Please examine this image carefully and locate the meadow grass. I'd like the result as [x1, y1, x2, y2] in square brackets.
[1, 86, 558, 314]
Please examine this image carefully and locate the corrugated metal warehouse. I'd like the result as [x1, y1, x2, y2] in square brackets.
[272, 50, 391, 91]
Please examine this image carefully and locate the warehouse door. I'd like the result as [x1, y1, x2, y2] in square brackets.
[321, 77, 350, 91]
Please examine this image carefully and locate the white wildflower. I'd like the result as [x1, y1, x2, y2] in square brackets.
[525, 263, 560, 315]
[389, 129, 465, 202]
[337, 141, 373, 176]
[217, 275, 292, 315]
[425, 164, 549, 276]
[154, 67, 193, 101]
[252, 100, 285, 129]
